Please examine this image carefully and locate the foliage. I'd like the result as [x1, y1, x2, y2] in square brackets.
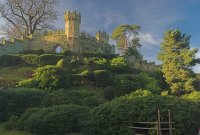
[0, 0, 59, 38]
[83, 90, 200, 135]
[158, 29, 200, 95]
[18, 65, 70, 92]
[22, 105, 89, 135]
[90, 58, 110, 70]
[20, 55, 39, 66]
[94, 70, 111, 87]
[110, 57, 129, 73]
[16, 108, 40, 130]
[42, 89, 102, 108]
[19, 49, 44, 55]
[5, 115, 19, 130]
[37, 54, 64, 66]
[62, 49, 73, 56]
[103, 86, 115, 100]
[56, 58, 72, 73]
[0, 88, 47, 122]
[111, 24, 142, 57]
[182, 91, 200, 102]
[68, 74, 84, 86]
[81, 70, 95, 82]
[0, 55, 26, 67]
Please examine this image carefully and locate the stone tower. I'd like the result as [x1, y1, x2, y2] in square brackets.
[64, 11, 81, 53]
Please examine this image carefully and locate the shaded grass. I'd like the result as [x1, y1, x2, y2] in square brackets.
[0, 66, 35, 82]
[0, 123, 32, 135]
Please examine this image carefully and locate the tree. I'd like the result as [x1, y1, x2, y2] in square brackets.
[158, 29, 200, 96]
[0, 0, 59, 39]
[111, 24, 142, 59]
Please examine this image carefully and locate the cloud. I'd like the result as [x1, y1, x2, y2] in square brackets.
[193, 51, 200, 73]
[140, 33, 161, 46]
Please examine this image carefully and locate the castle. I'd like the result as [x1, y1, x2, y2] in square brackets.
[0, 11, 115, 55]
[0, 11, 161, 71]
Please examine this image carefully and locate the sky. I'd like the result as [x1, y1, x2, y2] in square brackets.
[0, 0, 200, 73]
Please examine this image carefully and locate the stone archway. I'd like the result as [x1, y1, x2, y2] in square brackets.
[55, 45, 63, 53]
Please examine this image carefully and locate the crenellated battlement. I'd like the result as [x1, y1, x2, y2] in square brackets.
[44, 30, 65, 36]
[64, 11, 81, 23]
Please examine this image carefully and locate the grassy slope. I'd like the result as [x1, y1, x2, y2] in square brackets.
[0, 66, 35, 82]
[0, 123, 32, 135]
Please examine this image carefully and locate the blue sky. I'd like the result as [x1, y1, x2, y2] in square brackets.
[0, 0, 200, 72]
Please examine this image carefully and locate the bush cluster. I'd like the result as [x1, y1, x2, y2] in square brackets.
[110, 57, 129, 73]
[0, 88, 47, 122]
[94, 70, 111, 87]
[42, 89, 102, 108]
[21, 55, 39, 66]
[0, 55, 26, 66]
[20, 105, 89, 135]
[37, 54, 64, 66]
[18, 49, 44, 55]
[56, 58, 72, 73]
[83, 90, 200, 135]
[18, 65, 70, 92]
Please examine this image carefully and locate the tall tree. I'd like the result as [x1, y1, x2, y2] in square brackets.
[111, 24, 142, 59]
[158, 29, 200, 96]
[0, 0, 59, 39]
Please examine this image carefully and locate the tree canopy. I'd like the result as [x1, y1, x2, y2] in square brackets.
[158, 29, 200, 95]
[0, 0, 59, 39]
[111, 24, 142, 59]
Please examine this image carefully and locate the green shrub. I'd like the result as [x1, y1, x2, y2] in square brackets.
[42, 89, 102, 108]
[19, 49, 44, 55]
[182, 91, 200, 102]
[68, 74, 84, 86]
[0, 55, 26, 66]
[94, 70, 111, 87]
[0, 88, 47, 122]
[23, 105, 89, 135]
[113, 74, 142, 97]
[83, 90, 200, 135]
[70, 59, 79, 67]
[62, 49, 73, 56]
[56, 58, 72, 73]
[37, 54, 64, 66]
[110, 57, 129, 73]
[103, 86, 115, 100]
[17, 78, 39, 88]
[21, 55, 39, 66]
[18, 66, 70, 92]
[17, 108, 40, 130]
[5, 115, 19, 130]
[90, 58, 110, 70]
[81, 70, 95, 82]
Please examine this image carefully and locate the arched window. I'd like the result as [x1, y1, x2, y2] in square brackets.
[55, 45, 63, 53]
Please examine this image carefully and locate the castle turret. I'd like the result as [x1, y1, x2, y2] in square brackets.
[96, 31, 109, 44]
[64, 11, 81, 53]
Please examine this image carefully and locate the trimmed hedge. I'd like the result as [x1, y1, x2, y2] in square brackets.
[94, 70, 111, 87]
[42, 89, 102, 108]
[103, 86, 115, 100]
[37, 54, 64, 66]
[0, 88, 47, 122]
[0, 55, 26, 66]
[83, 90, 200, 135]
[90, 58, 110, 70]
[68, 74, 84, 86]
[110, 57, 129, 73]
[21, 105, 89, 135]
[56, 58, 72, 73]
[21, 55, 39, 66]
[19, 49, 44, 55]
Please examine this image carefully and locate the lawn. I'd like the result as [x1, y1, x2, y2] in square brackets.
[0, 66, 35, 82]
[0, 123, 32, 135]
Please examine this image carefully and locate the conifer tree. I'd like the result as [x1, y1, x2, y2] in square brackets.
[158, 29, 200, 96]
